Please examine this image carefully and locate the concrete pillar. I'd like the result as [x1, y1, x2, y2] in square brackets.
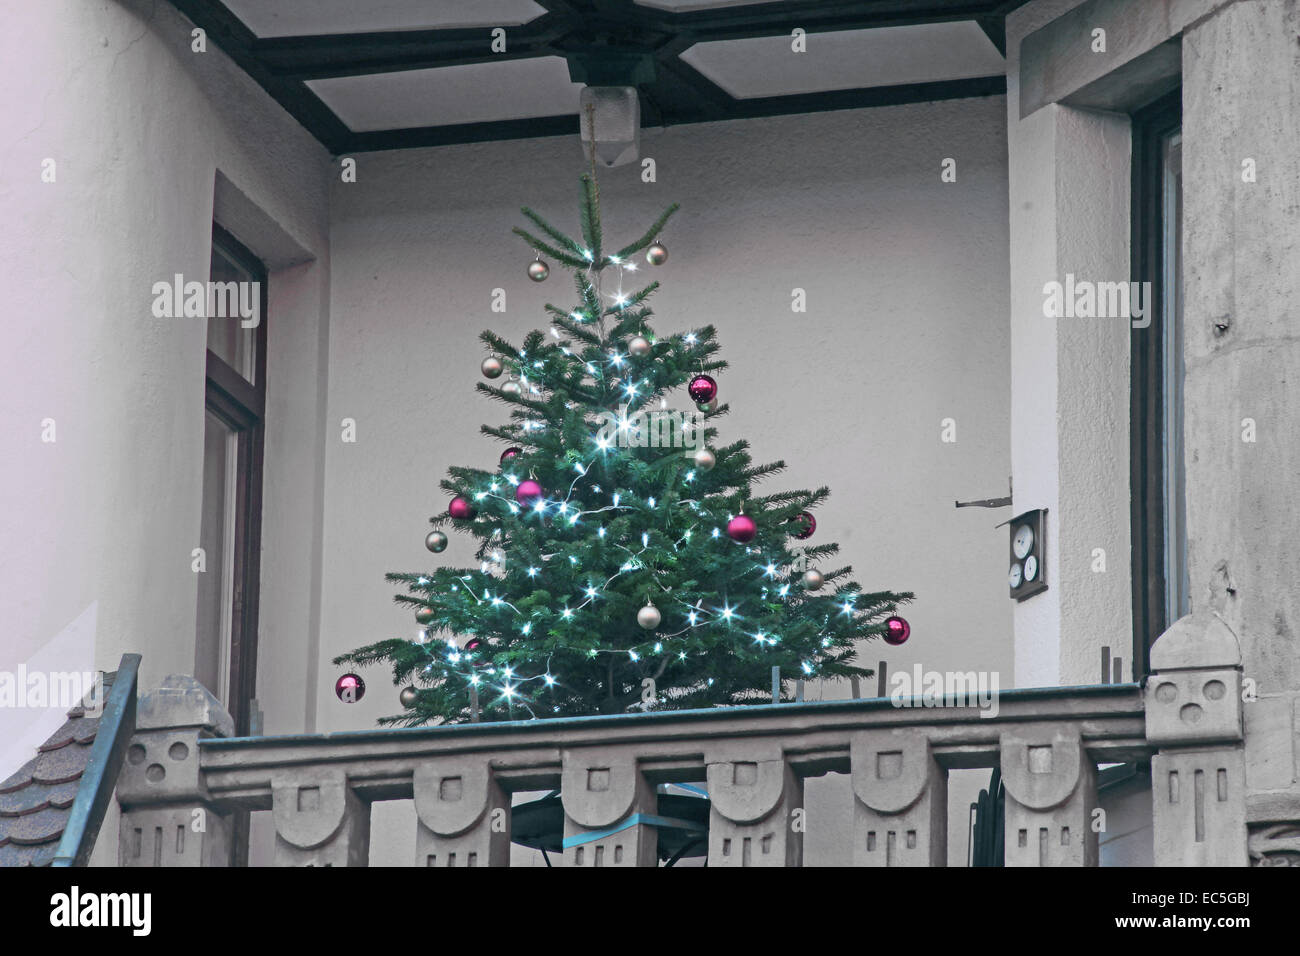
[117, 675, 233, 866]
[1146, 612, 1248, 865]
[272, 770, 371, 866]
[412, 758, 511, 867]
[705, 743, 802, 867]
[850, 730, 947, 866]
[1181, 0, 1300, 857]
[1001, 729, 1098, 866]
[560, 750, 657, 867]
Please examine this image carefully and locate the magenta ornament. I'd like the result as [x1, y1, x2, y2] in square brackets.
[687, 374, 717, 404]
[726, 513, 757, 543]
[790, 511, 817, 540]
[500, 447, 522, 465]
[883, 616, 911, 646]
[448, 496, 476, 520]
[516, 479, 544, 506]
[334, 673, 365, 703]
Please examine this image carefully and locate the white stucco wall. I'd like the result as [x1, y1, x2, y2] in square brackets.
[1006, 0, 1133, 688]
[322, 98, 1013, 864]
[0, 0, 333, 862]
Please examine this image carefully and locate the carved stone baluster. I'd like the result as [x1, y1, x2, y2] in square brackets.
[117, 675, 233, 866]
[850, 730, 946, 866]
[706, 744, 802, 867]
[1001, 730, 1098, 866]
[412, 759, 510, 867]
[272, 770, 370, 866]
[561, 750, 656, 866]
[1145, 612, 1247, 866]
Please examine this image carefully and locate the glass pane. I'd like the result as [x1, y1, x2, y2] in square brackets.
[1161, 130, 1188, 622]
[195, 410, 238, 705]
[207, 243, 258, 384]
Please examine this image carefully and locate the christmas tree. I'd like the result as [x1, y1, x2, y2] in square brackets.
[335, 174, 911, 724]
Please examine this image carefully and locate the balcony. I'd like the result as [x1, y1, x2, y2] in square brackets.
[66, 611, 1255, 867]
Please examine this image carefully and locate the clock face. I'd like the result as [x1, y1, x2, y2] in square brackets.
[1024, 555, 1039, 582]
[1013, 524, 1035, 559]
[1008, 562, 1023, 589]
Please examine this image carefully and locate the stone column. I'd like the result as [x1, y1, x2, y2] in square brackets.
[1001, 729, 1098, 866]
[850, 730, 946, 866]
[1146, 612, 1247, 866]
[1181, 0, 1300, 851]
[272, 770, 371, 866]
[412, 758, 510, 867]
[560, 750, 656, 867]
[706, 743, 802, 867]
[117, 675, 233, 866]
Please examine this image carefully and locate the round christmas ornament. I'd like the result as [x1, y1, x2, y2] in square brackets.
[500, 447, 522, 465]
[693, 448, 716, 471]
[425, 530, 448, 553]
[801, 569, 824, 590]
[687, 374, 717, 404]
[480, 356, 503, 379]
[399, 686, 419, 708]
[516, 479, 544, 506]
[448, 496, 476, 520]
[334, 673, 365, 703]
[628, 335, 652, 357]
[464, 638, 482, 652]
[528, 257, 549, 282]
[646, 242, 668, 266]
[726, 513, 757, 543]
[415, 607, 435, 625]
[501, 380, 522, 397]
[790, 511, 817, 540]
[883, 615, 911, 646]
[637, 602, 662, 630]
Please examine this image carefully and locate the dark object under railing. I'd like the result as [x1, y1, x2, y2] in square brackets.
[50, 654, 140, 867]
[968, 768, 1005, 867]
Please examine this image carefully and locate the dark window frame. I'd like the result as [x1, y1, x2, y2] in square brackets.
[205, 223, 267, 738]
[1129, 89, 1182, 679]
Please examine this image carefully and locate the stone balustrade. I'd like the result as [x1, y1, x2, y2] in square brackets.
[115, 613, 1255, 866]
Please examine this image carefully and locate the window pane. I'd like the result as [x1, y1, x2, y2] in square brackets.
[195, 410, 238, 705]
[1161, 130, 1188, 622]
[207, 243, 258, 383]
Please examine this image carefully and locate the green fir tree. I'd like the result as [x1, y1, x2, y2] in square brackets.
[335, 175, 911, 724]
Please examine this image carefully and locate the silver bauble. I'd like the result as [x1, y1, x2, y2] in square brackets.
[646, 242, 668, 266]
[693, 448, 716, 471]
[802, 569, 824, 590]
[628, 335, 652, 357]
[528, 258, 550, 282]
[399, 686, 418, 708]
[481, 356, 503, 379]
[501, 380, 522, 397]
[425, 531, 448, 553]
[637, 603, 662, 630]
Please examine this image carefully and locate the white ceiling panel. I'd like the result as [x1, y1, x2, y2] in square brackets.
[306, 57, 583, 132]
[223, 0, 547, 38]
[679, 21, 1005, 98]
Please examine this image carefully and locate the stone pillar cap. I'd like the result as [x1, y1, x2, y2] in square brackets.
[136, 674, 235, 737]
[1150, 611, 1241, 671]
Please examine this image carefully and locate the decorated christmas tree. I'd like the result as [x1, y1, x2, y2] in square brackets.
[334, 174, 911, 724]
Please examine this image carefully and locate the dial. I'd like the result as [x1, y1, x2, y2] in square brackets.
[1008, 562, 1023, 589]
[1013, 523, 1035, 560]
[1024, 555, 1039, 582]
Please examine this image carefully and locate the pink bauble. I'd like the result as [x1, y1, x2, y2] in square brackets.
[448, 496, 476, 520]
[883, 616, 911, 646]
[687, 374, 718, 404]
[516, 479, 544, 506]
[464, 638, 482, 652]
[790, 511, 817, 540]
[334, 673, 365, 703]
[500, 447, 522, 465]
[726, 514, 757, 543]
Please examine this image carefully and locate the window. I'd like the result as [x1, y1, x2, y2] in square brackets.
[1130, 90, 1184, 677]
[195, 224, 266, 738]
